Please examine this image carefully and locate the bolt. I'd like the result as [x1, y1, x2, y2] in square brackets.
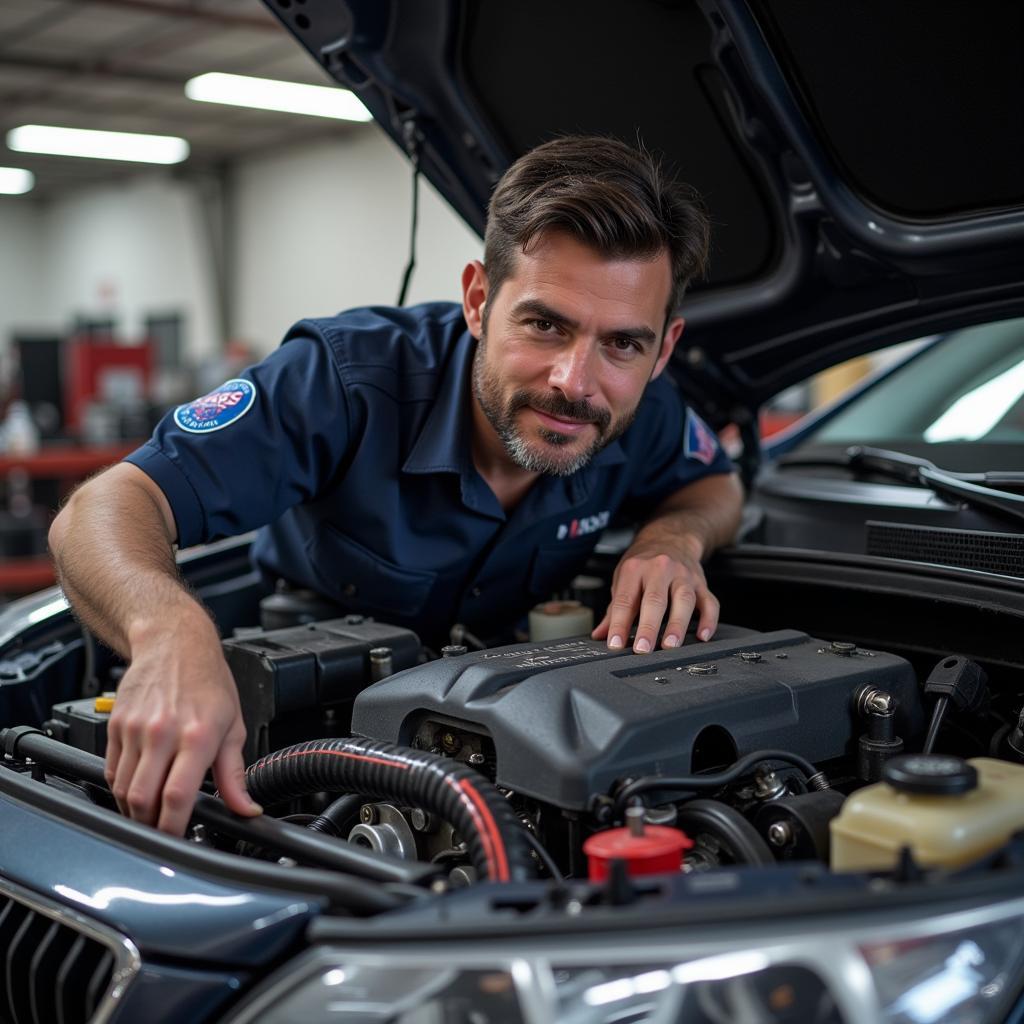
[739, 651, 763, 663]
[189, 824, 207, 844]
[830, 641, 857, 656]
[654, 675, 669, 685]
[688, 663, 717, 676]
[866, 691, 894, 714]
[565, 899, 583, 916]
[626, 805, 646, 837]
[410, 808, 433, 832]
[754, 768, 786, 800]
[767, 821, 793, 847]
[858, 687, 895, 717]
[442, 645, 468, 658]
[359, 804, 377, 825]
[468, 751, 485, 765]
[430, 879, 448, 895]
[775, 652, 789, 659]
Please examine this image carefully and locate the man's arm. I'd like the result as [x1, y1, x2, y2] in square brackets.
[592, 471, 743, 653]
[48, 463, 261, 834]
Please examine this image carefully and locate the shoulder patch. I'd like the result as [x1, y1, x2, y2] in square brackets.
[174, 379, 256, 434]
[684, 408, 719, 466]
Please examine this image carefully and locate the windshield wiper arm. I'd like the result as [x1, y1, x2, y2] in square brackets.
[845, 446, 1024, 526]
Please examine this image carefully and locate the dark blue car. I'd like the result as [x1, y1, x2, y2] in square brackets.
[3, 3, 1024, 1022]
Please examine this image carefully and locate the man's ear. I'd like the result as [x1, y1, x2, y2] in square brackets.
[651, 316, 685, 380]
[461, 260, 488, 338]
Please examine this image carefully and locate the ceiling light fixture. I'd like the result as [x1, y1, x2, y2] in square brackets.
[0, 167, 35, 195]
[184, 72, 372, 122]
[6, 125, 189, 164]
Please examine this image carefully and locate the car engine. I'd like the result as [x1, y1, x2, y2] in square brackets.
[10, 594, 1024, 895]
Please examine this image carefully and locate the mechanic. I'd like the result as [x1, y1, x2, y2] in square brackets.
[48, 135, 743, 835]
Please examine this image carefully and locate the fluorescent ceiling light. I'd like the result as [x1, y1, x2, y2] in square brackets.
[185, 72, 372, 122]
[7, 125, 189, 164]
[0, 167, 34, 195]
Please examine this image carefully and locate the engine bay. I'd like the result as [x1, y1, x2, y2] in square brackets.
[11, 589, 1024, 900]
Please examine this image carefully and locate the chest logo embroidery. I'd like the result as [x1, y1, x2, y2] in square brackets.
[556, 510, 610, 540]
[684, 407, 719, 466]
[174, 379, 257, 434]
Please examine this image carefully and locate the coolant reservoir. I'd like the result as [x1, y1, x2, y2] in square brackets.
[831, 755, 1024, 872]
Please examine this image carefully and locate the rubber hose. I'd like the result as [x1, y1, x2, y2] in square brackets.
[308, 794, 364, 838]
[676, 799, 775, 866]
[245, 738, 535, 883]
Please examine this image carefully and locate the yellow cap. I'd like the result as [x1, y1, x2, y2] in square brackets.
[94, 695, 116, 714]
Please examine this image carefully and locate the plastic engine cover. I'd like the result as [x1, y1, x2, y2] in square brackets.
[351, 626, 923, 810]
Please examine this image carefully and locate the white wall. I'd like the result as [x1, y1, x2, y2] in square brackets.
[37, 174, 222, 362]
[0, 126, 482, 368]
[0, 197, 45, 339]
[231, 128, 482, 354]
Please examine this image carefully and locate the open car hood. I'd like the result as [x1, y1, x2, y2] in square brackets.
[264, 0, 1024, 422]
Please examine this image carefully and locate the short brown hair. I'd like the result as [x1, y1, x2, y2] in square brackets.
[484, 135, 709, 317]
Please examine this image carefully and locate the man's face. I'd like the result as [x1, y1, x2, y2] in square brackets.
[464, 230, 683, 476]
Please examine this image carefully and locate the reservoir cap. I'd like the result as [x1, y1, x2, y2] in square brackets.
[883, 754, 978, 796]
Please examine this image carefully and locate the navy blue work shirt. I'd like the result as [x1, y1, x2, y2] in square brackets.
[125, 302, 733, 650]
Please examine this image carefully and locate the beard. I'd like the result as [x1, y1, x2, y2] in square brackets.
[471, 334, 640, 476]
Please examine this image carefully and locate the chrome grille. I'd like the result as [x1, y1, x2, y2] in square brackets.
[0, 878, 138, 1024]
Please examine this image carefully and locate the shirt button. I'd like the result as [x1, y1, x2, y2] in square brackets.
[343, 583, 358, 597]
[471, 586, 482, 598]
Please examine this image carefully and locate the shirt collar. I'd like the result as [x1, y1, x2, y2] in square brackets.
[402, 329, 475, 476]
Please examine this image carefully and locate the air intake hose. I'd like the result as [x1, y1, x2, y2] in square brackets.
[245, 737, 535, 883]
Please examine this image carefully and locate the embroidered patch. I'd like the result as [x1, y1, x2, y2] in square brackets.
[684, 408, 719, 466]
[556, 510, 610, 541]
[174, 379, 256, 434]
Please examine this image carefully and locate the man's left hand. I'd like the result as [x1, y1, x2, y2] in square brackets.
[592, 534, 720, 653]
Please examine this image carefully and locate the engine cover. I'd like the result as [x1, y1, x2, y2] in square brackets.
[351, 626, 924, 810]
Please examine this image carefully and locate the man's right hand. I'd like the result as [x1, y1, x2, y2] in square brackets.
[104, 615, 262, 835]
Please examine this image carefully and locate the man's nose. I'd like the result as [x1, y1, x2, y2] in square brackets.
[548, 341, 596, 402]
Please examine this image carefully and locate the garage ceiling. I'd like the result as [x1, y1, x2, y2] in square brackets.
[0, 0, 365, 198]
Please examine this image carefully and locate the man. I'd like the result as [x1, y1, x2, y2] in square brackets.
[48, 135, 743, 836]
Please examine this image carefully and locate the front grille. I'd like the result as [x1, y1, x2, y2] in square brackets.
[0, 878, 137, 1024]
[867, 521, 1024, 577]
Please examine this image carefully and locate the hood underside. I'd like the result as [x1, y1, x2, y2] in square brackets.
[265, 0, 1024, 419]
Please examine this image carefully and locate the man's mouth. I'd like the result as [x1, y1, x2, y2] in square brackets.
[529, 407, 595, 435]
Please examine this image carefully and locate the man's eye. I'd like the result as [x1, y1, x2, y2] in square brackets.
[609, 337, 640, 355]
[531, 319, 556, 333]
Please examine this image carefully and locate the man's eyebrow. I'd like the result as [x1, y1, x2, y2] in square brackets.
[510, 299, 658, 345]
[510, 299, 579, 330]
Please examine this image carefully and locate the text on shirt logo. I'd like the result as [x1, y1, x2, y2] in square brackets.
[174, 378, 257, 434]
[556, 510, 610, 541]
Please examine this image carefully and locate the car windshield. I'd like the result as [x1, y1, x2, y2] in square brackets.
[794, 316, 1024, 473]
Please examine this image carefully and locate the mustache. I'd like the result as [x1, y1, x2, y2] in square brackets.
[508, 389, 611, 432]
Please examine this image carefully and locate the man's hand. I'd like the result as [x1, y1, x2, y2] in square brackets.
[104, 615, 262, 835]
[592, 534, 719, 653]
[591, 473, 742, 653]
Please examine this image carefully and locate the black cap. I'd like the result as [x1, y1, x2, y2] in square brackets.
[883, 754, 978, 796]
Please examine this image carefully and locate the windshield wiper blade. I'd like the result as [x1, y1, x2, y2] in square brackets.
[845, 446, 1024, 526]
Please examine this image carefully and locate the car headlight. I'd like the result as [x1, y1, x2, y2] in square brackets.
[225, 897, 1024, 1024]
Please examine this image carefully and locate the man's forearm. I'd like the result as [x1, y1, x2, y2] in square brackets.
[631, 472, 744, 561]
[49, 467, 211, 658]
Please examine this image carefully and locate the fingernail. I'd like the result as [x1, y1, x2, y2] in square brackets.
[663, 634, 680, 648]
[634, 638, 651, 653]
[699, 628, 712, 641]
[609, 635, 624, 650]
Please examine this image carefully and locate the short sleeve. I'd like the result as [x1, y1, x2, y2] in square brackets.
[124, 328, 350, 547]
[621, 374, 734, 514]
